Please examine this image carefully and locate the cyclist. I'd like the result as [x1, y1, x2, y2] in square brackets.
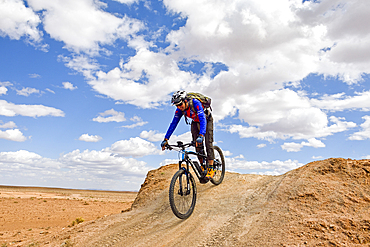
[161, 91, 215, 178]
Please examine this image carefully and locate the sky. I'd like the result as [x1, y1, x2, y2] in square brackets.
[1, 0, 370, 191]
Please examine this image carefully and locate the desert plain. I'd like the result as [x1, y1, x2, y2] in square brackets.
[0, 186, 136, 246]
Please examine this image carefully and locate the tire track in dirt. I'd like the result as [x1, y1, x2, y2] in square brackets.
[70, 172, 272, 247]
[197, 175, 285, 247]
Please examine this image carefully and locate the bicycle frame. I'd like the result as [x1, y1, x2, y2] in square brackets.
[168, 141, 207, 181]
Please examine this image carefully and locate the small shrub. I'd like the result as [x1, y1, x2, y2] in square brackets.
[27, 242, 39, 246]
[68, 217, 84, 227]
[75, 217, 84, 224]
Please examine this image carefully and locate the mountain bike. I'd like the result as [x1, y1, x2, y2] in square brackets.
[165, 141, 225, 219]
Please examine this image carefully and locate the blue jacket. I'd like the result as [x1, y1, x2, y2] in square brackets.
[164, 99, 207, 140]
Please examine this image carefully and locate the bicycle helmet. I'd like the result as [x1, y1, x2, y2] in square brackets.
[171, 90, 186, 105]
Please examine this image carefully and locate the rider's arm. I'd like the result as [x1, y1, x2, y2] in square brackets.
[164, 109, 183, 140]
[193, 99, 207, 136]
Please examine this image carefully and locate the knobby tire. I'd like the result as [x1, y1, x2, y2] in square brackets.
[210, 145, 225, 185]
[169, 169, 197, 219]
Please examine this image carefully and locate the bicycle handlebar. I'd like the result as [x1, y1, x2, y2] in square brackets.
[165, 141, 196, 150]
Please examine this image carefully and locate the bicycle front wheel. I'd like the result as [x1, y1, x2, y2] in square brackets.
[169, 169, 197, 219]
[210, 145, 225, 185]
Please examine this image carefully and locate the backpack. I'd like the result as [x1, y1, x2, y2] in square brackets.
[183, 92, 212, 124]
[186, 92, 212, 112]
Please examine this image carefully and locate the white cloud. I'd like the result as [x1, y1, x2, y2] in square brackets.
[224, 114, 356, 144]
[0, 0, 42, 42]
[165, 0, 370, 86]
[0, 100, 64, 117]
[159, 158, 178, 167]
[0, 86, 7, 95]
[164, 0, 326, 92]
[93, 109, 126, 123]
[312, 156, 323, 160]
[29, 73, 41, 78]
[78, 134, 102, 142]
[299, 0, 370, 84]
[0, 121, 17, 129]
[59, 55, 100, 80]
[0, 150, 57, 168]
[225, 155, 304, 175]
[113, 0, 139, 4]
[0, 129, 27, 142]
[27, 0, 143, 54]
[281, 138, 325, 152]
[60, 149, 150, 176]
[0, 81, 12, 86]
[311, 91, 370, 112]
[121, 116, 148, 129]
[348, 115, 370, 141]
[0, 82, 11, 95]
[62, 82, 77, 91]
[164, 131, 193, 145]
[226, 124, 278, 142]
[89, 49, 195, 108]
[46, 88, 55, 94]
[0, 148, 152, 191]
[257, 143, 266, 148]
[223, 150, 233, 156]
[121, 122, 148, 129]
[104, 137, 161, 157]
[140, 130, 164, 142]
[16, 87, 40, 96]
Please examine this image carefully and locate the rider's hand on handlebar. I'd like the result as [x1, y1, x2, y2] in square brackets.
[196, 135, 204, 147]
[161, 139, 168, 151]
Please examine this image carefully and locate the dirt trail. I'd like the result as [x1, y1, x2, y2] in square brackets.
[40, 158, 370, 246]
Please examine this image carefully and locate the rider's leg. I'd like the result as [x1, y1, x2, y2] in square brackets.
[205, 114, 215, 178]
[205, 114, 214, 166]
[191, 121, 205, 164]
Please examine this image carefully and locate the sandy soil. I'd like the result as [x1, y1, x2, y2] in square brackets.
[0, 186, 137, 246]
[1, 158, 370, 246]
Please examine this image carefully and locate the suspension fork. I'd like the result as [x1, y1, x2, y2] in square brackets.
[178, 152, 191, 195]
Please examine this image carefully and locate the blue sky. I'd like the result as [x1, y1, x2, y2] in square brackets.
[1, 0, 370, 191]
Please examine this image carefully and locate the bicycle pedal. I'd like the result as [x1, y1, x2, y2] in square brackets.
[199, 177, 209, 184]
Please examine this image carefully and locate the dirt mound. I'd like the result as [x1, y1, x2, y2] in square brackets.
[26, 158, 370, 246]
[131, 163, 178, 209]
[257, 158, 370, 246]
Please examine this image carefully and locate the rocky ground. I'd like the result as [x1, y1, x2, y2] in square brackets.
[1, 158, 370, 246]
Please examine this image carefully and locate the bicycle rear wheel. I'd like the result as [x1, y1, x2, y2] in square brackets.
[210, 145, 225, 185]
[169, 169, 197, 219]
